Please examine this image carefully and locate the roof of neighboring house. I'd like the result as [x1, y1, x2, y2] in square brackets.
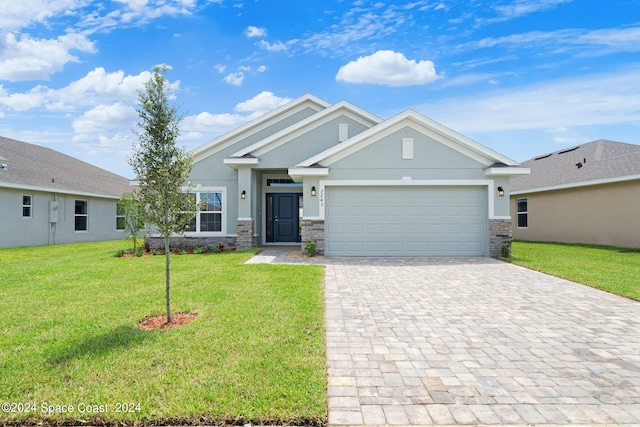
[0, 136, 131, 198]
[511, 139, 640, 193]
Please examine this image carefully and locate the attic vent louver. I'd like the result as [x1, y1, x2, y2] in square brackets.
[534, 154, 552, 161]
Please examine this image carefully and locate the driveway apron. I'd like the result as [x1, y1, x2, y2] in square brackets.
[324, 257, 640, 426]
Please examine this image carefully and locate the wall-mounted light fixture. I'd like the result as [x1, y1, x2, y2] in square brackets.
[497, 186, 505, 197]
[310, 186, 317, 196]
[241, 190, 246, 199]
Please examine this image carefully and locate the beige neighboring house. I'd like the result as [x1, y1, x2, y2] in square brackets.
[0, 136, 131, 248]
[510, 139, 640, 248]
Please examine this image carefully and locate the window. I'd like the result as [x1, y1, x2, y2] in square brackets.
[186, 191, 223, 233]
[517, 198, 528, 228]
[116, 202, 126, 230]
[75, 200, 88, 231]
[22, 194, 32, 217]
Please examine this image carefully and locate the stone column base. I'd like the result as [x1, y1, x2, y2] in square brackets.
[301, 219, 325, 254]
[489, 218, 512, 257]
[237, 219, 256, 250]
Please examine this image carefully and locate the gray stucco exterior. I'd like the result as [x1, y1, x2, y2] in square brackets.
[186, 95, 529, 256]
[0, 136, 132, 249]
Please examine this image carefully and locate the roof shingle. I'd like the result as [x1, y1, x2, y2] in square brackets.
[511, 139, 640, 192]
[0, 136, 130, 197]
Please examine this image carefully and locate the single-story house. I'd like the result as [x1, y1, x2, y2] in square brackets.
[182, 94, 529, 257]
[0, 136, 131, 248]
[510, 139, 640, 248]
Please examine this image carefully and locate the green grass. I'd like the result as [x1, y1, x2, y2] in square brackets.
[0, 241, 326, 426]
[511, 241, 640, 301]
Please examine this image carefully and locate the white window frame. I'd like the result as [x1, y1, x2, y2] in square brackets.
[184, 188, 226, 235]
[22, 194, 32, 218]
[517, 198, 528, 229]
[75, 199, 89, 232]
[116, 202, 126, 231]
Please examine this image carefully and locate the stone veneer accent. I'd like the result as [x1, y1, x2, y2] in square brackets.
[489, 218, 512, 258]
[236, 219, 256, 250]
[146, 236, 237, 251]
[301, 219, 325, 254]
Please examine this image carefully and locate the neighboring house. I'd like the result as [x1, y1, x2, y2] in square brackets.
[510, 139, 640, 248]
[0, 136, 131, 248]
[181, 94, 529, 257]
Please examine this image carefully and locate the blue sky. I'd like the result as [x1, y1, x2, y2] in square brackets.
[1, 0, 639, 178]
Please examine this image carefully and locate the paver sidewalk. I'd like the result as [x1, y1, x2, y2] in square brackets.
[324, 257, 640, 426]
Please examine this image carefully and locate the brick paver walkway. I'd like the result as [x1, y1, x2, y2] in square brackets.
[324, 257, 640, 426]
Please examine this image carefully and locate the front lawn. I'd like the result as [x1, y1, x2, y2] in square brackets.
[511, 241, 640, 301]
[0, 241, 326, 426]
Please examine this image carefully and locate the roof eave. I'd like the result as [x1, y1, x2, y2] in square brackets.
[511, 173, 640, 195]
[485, 167, 530, 177]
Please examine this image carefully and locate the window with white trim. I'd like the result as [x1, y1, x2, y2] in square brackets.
[186, 191, 223, 233]
[517, 198, 528, 228]
[116, 202, 126, 230]
[22, 194, 32, 218]
[75, 200, 88, 231]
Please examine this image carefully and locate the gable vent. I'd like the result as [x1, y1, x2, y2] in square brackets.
[338, 123, 348, 142]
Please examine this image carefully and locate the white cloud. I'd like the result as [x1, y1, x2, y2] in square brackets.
[235, 91, 292, 114]
[493, 0, 573, 19]
[0, 32, 96, 81]
[419, 68, 640, 133]
[257, 65, 267, 73]
[256, 40, 287, 52]
[214, 64, 226, 74]
[182, 92, 293, 135]
[246, 25, 266, 38]
[336, 50, 439, 86]
[0, 68, 153, 111]
[72, 102, 137, 135]
[223, 72, 244, 86]
[0, 0, 87, 31]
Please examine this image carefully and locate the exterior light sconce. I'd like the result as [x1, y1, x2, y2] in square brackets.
[497, 186, 505, 198]
[241, 190, 246, 199]
[311, 186, 317, 196]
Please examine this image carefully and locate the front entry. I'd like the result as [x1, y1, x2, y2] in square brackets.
[266, 193, 302, 243]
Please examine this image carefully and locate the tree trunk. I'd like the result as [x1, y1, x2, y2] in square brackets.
[164, 237, 172, 323]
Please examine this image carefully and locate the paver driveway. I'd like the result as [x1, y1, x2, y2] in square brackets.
[324, 257, 640, 426]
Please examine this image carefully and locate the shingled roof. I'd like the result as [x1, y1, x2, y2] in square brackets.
[511, 139, 640, 193]
[0, 136, 130, 198]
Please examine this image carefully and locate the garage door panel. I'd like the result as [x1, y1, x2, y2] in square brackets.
[325, 186, 487, 256]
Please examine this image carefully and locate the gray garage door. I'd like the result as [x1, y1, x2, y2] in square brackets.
[325, 186, 487, 256]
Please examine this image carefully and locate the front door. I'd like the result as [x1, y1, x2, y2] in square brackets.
[266, 193, 301, 243]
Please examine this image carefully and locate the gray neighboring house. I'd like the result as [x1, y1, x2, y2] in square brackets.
[510, 139, 640, 248]
[183, 94, 529, 257]
[0, 136, 131, 248]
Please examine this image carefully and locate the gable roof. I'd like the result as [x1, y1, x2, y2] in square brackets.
[294, 109, 524, 169]
[191, 94, 330, 163]
[511, 139, 640, 193]
[224, 100, 381, 165]
[0, 136, 130, 198]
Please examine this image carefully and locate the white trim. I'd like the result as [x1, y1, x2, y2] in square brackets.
[288, 167, 329, 178]
[223, 157, 260, 167]
[182, 187, 227, 235]
[485, 167, 530, 177]
[511, 174, 640, 195]
[301, 216, 323, 221]
[0, 182, 121, 199]
[191, 94, 330, 162]
[237, 217, 254, 221]
[228, 101, 381, 159]
[317, 179, 500, 219]
[492, 216, 512, 220]
[296, 110, 521, 168]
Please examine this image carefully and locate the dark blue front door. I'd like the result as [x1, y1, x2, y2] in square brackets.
[266, 193, 301, 243]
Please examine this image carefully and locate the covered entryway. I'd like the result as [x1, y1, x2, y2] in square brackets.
[265, 193, 302, 243]
[324, 186, 487, 256]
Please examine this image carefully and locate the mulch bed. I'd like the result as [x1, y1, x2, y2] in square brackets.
[138, 312, 198, 330]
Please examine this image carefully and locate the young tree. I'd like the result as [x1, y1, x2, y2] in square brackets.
[129, 65, 197, 323]
[118, 192, 145, 254]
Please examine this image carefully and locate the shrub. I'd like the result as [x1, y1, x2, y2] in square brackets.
[305, 241, 318, 257]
